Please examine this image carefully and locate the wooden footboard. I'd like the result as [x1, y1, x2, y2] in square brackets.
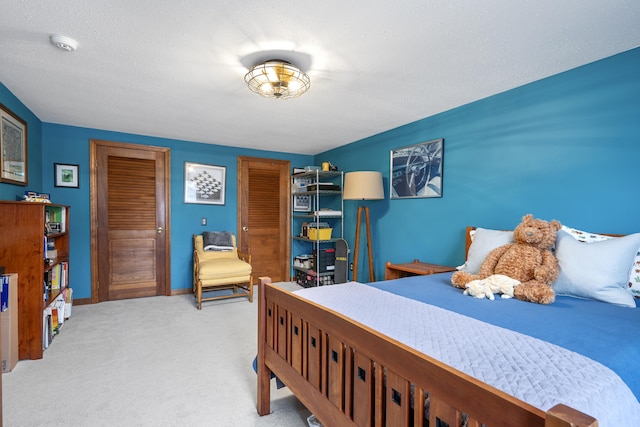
[257, 281, 598, 427]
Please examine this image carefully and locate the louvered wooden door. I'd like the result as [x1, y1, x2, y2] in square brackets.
[91, 140, 171, 302]
[238, 157, 290, 282]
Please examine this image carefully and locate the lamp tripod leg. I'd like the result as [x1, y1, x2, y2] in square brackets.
[364, 207, 375, 282]
[352, 207, 363, 282]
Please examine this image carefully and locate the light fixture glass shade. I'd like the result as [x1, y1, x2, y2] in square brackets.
[244, 60, 310, 100]
[343, 171, 384, 200]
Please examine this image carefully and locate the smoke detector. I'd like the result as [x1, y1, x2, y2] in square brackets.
[50, 34, 78, 52]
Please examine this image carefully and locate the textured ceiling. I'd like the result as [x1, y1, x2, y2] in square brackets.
[1, 1, 639, 155]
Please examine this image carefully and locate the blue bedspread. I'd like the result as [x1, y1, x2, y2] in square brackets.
[368, 272, 640, 401]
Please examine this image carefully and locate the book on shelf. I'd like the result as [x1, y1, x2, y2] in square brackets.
[44, 262, 68, 292]
[51, 264, 60, 290]
[45, 236, 57, 259]
[1, 274, 8, 311]
[43, 293, 67, 349]
[63, 287, 73, 319]
[51, 307, 59, 333]
[53, 294, 65, 327]
[44, 270, 50, 293]
[61, 262, 69, 288]
[43, 308, 52, 349]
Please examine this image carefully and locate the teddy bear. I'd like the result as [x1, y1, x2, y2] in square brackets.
[451, 214, 561, 304]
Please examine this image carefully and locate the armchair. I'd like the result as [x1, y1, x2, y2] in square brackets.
[193, 232, 253, 309]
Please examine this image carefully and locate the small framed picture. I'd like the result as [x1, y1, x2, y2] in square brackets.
[184, 162, 226, 205]
[54, 163, 80, 188]
[293, 194, 312, 212]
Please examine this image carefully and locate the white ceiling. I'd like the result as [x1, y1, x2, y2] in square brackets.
[1, 1, 639, 155]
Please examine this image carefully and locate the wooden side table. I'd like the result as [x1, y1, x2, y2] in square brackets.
[385, 259, 456, 280]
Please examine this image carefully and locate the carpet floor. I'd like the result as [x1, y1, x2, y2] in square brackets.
[3, 284, 312, 426]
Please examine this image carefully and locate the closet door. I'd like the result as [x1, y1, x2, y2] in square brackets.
[91, 139, 171, 302]
[237, 156, 290, 282]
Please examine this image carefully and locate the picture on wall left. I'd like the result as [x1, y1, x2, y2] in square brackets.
[184, 162, 226, 205]
[0, 102, 28, 185]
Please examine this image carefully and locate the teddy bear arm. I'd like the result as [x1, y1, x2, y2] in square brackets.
[477, 244, 510, 276]
[534, 250, 560, 284]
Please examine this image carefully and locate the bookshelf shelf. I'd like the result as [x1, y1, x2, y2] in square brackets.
[0, 201, 71, 360]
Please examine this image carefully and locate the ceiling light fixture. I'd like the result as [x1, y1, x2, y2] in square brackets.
[244, 60, 310, 100]
[50, 34, 78, 52]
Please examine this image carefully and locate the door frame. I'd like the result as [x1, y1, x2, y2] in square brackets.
[89, 139, 172, 303]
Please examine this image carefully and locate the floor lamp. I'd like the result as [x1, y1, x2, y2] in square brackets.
[343, 171, 384, 282]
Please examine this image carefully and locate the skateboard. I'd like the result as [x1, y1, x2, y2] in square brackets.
[333, 238, 349, 284]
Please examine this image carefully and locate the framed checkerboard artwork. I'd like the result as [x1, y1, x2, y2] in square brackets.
[184, 162, 226, 205]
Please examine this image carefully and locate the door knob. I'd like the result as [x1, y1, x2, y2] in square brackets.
[242, 226, 249, 232]
[157, 227, 164, 234]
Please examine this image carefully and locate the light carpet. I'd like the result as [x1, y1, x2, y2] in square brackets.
[3, 283, 312, 426]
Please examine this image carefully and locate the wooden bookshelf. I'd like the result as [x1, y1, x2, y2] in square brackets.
[0, 201, 70, 360]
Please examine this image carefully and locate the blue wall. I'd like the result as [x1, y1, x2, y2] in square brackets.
[2, 47, 639, 296]
[38, 124, 311, 299]
[319, 47, 640, 281]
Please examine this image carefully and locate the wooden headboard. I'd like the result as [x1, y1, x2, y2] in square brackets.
[464, 226, 475, 259]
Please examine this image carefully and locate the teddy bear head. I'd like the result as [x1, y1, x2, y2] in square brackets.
[513, 214, 561, 250]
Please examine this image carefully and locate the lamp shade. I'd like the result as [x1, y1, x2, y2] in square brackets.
[343, 171, 384, 200]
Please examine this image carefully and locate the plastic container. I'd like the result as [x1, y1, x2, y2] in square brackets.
[308, 227, 333, 240]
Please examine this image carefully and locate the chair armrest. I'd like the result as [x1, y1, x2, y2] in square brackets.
[237, 250, 251, 264]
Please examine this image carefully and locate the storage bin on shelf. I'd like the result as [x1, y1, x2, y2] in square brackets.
[295, 269, 334, 287]
[307, 221, 332, 240]
[293, 254, 312, 269]
[311, 248, 336, 273]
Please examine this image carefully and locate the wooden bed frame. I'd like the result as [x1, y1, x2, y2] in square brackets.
[257, 281, 599, 426]
[257, 226, 602, 426]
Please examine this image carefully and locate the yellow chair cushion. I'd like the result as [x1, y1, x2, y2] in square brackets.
[199, 258, 252, 281]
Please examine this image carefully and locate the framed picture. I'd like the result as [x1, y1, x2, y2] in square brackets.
[293, 194, 312, 212]
[54, 163, 80, 188]
[390, 138, 444, 199]
[0, 102, 28, 185]
[184, 162, 226, 205]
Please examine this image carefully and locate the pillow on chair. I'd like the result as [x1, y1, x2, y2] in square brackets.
[194, 235, 237, 261]
[203, 231, 234, 251]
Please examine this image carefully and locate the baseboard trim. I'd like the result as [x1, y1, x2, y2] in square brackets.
[75, 289, 193, 305]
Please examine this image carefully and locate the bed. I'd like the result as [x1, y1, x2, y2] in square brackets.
[256, 226, 640, 426]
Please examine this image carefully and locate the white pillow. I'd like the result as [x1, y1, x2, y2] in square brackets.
[560, 225, 615, 243]
[561, 225, 640, 297]
[630, 250, 640, 297]
[463, 228, 513, 274]
[553, 231, 640, 307]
